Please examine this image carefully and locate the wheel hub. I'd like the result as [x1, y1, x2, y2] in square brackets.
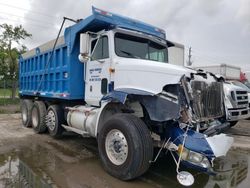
[113, 141, 121, 153]
[32, 108, 39, 128]
[105, 129, 128, 165]
[22, 107, 28, 123]
[47, 110, 56, 131]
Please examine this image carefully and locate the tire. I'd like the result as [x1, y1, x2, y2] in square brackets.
[31, 101, 47, 133]
[229, 121, 238, 127]
[98, 113, 153, 180]
[46, 105, 64, 138]
[20, 99, 33, 127]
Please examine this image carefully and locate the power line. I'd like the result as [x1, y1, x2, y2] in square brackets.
[0, 11, 55, 26]
[0, 2, 58, 19]
[0, 16, 52, 29]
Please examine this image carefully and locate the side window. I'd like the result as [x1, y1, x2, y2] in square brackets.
[91, 36, 109, 60]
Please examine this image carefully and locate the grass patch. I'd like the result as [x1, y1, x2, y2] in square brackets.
[0, 88, 12, 96]
[0, 98, 20, 105]
[0, 89, 19, 97]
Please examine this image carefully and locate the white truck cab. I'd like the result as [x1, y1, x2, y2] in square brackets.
[80, 28, 189, 106]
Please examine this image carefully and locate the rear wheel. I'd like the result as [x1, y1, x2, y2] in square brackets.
[31, 101, 47, 133]
[98, 113, 153, 180]
[229, 121, 238, 127]
[46, 105, 64, 138]
[20, 99, 33, 127]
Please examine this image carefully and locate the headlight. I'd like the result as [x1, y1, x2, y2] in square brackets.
[231, 91, 236, 101]
[200, 157, 210, 168]
[178, 145, 211, 168]
[188, 151, 203, 163]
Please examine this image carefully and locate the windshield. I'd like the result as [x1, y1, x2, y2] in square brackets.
[244, 82, 250, 89]
[115, 33, 168, 63]
[231, 81, 250, 92]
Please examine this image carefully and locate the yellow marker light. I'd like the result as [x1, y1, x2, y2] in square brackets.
[178, 144, 189, 160]
[109, 68, 115, 73]
[178, 144, 184, 154]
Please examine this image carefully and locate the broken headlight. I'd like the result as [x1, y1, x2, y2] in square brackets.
[178, 145, 211, 168]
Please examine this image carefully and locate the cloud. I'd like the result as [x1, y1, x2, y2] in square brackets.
[236, 0, 250, 35]
[14, 0, 250, 71]
[193, 0, 224, 16]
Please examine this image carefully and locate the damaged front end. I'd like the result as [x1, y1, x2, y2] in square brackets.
[102, 70, 234, 186]
[154, 73, 234, 185]
[159, 74, 232, 160]
[164, 124, 233, 172]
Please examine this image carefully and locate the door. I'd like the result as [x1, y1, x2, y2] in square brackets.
[85, 35, 111, 106]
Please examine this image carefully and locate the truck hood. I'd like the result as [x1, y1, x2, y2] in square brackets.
[223, 83, 246, 93]
[114, 58, 194, 94]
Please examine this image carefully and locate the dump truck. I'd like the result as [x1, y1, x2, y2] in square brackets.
[19, 7, 234, 186]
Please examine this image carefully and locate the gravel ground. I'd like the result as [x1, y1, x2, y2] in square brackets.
[0, 114, 249, 188]
[226, 120, 250, 151]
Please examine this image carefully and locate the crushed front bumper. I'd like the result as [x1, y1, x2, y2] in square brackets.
[227, 107, 250, 121]
[165, 125, 234, 173]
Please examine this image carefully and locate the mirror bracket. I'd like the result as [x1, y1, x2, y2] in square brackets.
[79, 33, 90, 63]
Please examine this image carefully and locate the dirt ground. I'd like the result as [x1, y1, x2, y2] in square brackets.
[226, 120, 250, 150]
[0, 104, 20, 114]
[0, 114, 249, 188]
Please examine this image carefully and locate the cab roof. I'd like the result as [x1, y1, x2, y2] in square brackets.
[65, 7, 166, 53]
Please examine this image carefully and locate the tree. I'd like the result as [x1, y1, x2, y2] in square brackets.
[0, 24, 31, 99]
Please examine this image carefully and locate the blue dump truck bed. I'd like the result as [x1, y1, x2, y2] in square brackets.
[19, 7, 166, 100]
[19, 36, 84, 100]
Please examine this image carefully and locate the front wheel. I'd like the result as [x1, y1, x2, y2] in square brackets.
[98, 113, 153, 180]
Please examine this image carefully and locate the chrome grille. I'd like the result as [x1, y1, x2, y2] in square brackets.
[235, 90, 248, 108]
[236, 90, 247, 95]
[191, 81, 224, 121]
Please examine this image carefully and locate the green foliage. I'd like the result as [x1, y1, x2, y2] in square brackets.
[0, 23, 31, 99]
[0, 88, 18, 97]
[0, 24, 31, 80]
[0, 98, 19, 105]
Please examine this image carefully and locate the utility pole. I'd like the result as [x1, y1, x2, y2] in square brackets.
[187, 47, 192, 66]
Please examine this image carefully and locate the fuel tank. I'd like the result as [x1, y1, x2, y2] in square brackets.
[67, 106, 100, 137]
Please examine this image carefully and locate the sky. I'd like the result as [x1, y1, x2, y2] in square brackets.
[0, 0, 249, 71]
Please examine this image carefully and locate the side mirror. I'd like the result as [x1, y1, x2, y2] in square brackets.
[79, 33, 90, 63]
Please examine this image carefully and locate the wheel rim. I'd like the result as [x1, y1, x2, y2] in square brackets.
[32, 107, 39, 128]
[47, 110, 56, 131]
[105, 129, 128, 165]
[21, 106, 28, 123]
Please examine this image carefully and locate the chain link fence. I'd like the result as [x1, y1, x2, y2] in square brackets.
[0, 79, 18, 96]
[0, 79, 19, 106]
